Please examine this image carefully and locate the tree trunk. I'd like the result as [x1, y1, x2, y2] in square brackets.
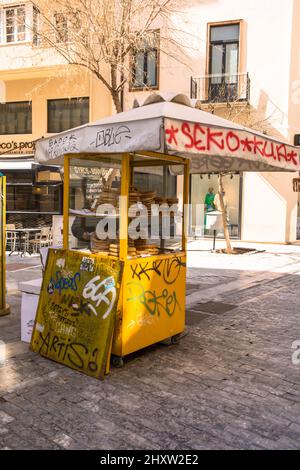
[111, 89, 122, 114]
[111, 64, 122, 114]
[218, 174, 233, 255]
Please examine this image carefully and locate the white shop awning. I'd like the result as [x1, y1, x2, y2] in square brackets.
[34, 92, 300, 174]
[0, 159, 34, 170]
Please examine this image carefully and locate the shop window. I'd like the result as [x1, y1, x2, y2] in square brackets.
[47, 97, 89, 134]
[190, 174, 242, 239]
[131, 32, 159, 90]
[0, 101, 32, 135]
[5, 171, 62, 214]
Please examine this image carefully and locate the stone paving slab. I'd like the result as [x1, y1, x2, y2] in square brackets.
[0, 247, 300, 449]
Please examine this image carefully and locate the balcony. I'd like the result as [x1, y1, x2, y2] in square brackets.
[190, 73, 250, 105]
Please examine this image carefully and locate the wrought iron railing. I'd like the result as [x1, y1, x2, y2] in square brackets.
[190, 72, 250, 104]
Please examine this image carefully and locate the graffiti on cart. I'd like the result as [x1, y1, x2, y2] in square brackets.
[48, 133, 78, 159]
[165, 121, 299, 167]
[130, 257, 186, 285]
[92, 125, 132, 148]
[82, 275, 116, 319]
[48, 271, 80, 295]
[37, 331, 100, 372]
[127, 282, 181, 318]
[31, 249, 123, 379]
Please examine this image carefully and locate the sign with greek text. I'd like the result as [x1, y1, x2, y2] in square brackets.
[30, 249, 123, 379]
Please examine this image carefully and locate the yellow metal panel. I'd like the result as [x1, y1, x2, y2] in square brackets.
[63, 155, 70, 250]
[183, 159, 190, 252]
[119, 154, 130, 261]
[0, 176, 10, 316]
[112, 253, 186, 357]
[31, 249, 123, 379]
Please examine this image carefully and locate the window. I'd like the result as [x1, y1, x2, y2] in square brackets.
[208, 22, 240, 102]
[0, 101, 32, 135]
[47, 97, 89, 133]
[131, 32, 159, 89]
[0, 4, 39, 44]
[54, 13, 68, 43]
[5, 5, 26, 43]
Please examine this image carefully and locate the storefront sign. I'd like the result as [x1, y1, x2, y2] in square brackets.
[31, 249, 123, 379]
[0, 140, 36, 155]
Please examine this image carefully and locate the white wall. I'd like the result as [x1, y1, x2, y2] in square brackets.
[124, 0, 298, 243]
[242, 172, 298, 243]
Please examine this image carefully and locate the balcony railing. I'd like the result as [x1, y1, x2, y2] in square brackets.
[190, 73, 250, 104]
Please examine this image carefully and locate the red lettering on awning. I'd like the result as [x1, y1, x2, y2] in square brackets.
[226, 131, 240, 152]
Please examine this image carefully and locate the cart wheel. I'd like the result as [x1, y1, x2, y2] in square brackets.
[112, 356, 124, 368]
[171, 334, 181, 345]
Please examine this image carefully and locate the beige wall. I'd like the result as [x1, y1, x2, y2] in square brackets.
[0, 68, 112, 147]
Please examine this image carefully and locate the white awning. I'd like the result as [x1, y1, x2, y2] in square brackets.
[34, 92, 300, 174]
[0, 160, 34, 170]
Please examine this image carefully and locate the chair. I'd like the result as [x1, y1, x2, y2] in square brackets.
[6, 224, 17, 253]
[28, 227, 52, 254]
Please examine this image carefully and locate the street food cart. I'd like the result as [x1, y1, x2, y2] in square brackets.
[31, 92, 300, 378]
[63, 151, 189, 368]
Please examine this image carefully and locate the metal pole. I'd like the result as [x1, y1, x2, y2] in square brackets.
[213, 230, 217, 251]
[0, 175, 10, 316]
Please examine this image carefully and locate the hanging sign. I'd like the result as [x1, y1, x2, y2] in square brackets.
[31, 249, 123, 379]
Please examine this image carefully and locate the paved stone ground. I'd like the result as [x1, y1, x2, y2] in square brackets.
[1, 243, 300, 450]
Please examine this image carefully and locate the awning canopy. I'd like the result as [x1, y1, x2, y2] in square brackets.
[0, 159, 34, 170]
[35, 92, 300, 174]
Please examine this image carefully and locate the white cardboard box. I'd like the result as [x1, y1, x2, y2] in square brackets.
[19, 279, 42, 343]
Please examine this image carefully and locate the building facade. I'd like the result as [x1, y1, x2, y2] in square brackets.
[125, 0, 300, 243]
[0, 0, 111, 228]
[0, 0, 299, 242]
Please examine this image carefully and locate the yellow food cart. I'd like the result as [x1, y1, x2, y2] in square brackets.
[63, 151, 189, 367]
[32, 92, 300, 376]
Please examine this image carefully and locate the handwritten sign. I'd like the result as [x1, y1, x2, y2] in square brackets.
[31, 249, 123, 379]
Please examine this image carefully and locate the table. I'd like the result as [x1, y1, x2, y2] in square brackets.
[8, 228, 41, 257]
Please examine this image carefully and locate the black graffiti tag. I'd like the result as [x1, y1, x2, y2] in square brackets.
[94, 125, 132, 148]
[163, 258, 186, 285]
[130, 257, 186, 285]
[130, 260, 163, 281]
[48, 134, 78, 159]
[37, 331, 99, 373]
